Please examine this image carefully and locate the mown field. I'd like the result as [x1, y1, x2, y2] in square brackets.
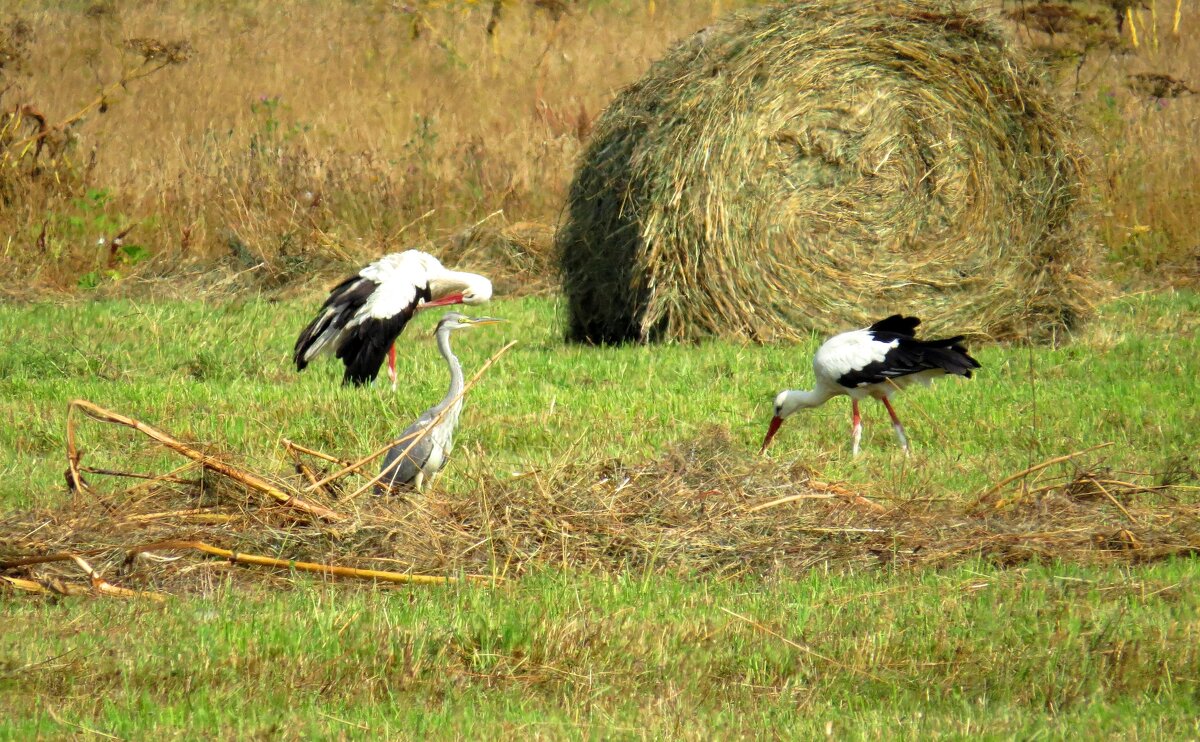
[2, 291, 1199, 737]
[3, 0, 1200, 738]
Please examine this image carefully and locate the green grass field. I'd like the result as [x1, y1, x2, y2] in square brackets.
[2, 290, 1199, 738]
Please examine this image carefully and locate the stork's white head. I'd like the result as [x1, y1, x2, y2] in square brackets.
[424, 271, 493, 310]
[760, 390, 822, 454]
[458, 273, 493, 305]
[774, 390, 821, 419]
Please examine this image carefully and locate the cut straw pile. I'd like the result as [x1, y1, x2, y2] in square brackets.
[3, 402, 1197, 600]
[559, 0, 1095, 345]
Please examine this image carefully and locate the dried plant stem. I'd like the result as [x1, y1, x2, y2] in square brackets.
[6, 60, 178, 158]
[1087, 477, 1138, 524]
[1, 575, 60, 594]
[973, 442, 1115, 506]
[0, 551, 104, 569]
[282, 439, 353, 468]
[747, 493, 838, 512]
[71, 555, 166, 601]
[285, 442, 331, 493]
[131, 540, 494, 585]
[1, 556, 164, 600]
[79, 465, 194, 485]
[122, 507, 222, 522]
[67, 399, 344, 522]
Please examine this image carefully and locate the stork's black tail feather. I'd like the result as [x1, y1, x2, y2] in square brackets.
[920, 335, 981, 378]
[293, 314, 331, 371]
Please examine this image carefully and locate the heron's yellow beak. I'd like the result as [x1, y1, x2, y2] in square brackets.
[463, 316, 505, 326]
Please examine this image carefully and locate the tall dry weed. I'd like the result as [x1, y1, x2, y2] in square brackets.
[0, 0, 735, 293]
[0, 0, 1196, 293]
[1007, 0, 1200, 284]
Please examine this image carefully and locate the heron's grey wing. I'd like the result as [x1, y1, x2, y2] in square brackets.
[379, 416, 436, 489]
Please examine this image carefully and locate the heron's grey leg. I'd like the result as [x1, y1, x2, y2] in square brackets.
[414, 471, 425, 493]
[851, 399, 862, 456]
[881, 397, 910, 455]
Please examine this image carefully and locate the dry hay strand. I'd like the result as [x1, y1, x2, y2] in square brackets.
[443, 214, 558, 297]
[4, 429, 1198, 599]
[559, 0, 1096, 345]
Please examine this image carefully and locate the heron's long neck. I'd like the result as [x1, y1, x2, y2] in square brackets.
[434, 327, 464, 413]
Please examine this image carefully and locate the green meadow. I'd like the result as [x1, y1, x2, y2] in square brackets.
[2, 291, 1198, 737]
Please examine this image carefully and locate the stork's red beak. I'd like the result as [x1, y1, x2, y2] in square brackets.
[418, 292, 465, 310]
[760, 416, 784, 455]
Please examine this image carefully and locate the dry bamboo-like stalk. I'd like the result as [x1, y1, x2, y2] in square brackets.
[285, 442, 332, 494]
[747, 478, 884, 514]
[71, 556, 166, 601]
[282, 439, 354, 468]
[122, 507, 220, 522]
[1, 556, 164, 600]
[66, 399, 344, 522]
[746, 493, 837, 512]
[305, 431, 422, 493]
[1, 575, 58, 594]
[1087, 476, 1138, 524]
[130, 540, 495, 585]
[973, 442, 1115, 506]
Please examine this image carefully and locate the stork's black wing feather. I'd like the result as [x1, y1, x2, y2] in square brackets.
[336, 311, 416, 385]
[334, 283, 431, 385]
[293, 276, 378, 370]
[836, 333, 981, 388]
[867, 314, 921, 337]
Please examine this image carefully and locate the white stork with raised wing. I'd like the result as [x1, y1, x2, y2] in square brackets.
[293, 250, 492, 388]
[760, 315, 981, 456]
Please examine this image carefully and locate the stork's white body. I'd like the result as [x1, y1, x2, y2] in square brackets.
[810, 330, 947, 400]
[762, 316, 980, 456]
[294, 250, 492, 388]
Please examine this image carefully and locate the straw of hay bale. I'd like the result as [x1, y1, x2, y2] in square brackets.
[558, 0, 1095, 344]
[443, 218, 557, 297]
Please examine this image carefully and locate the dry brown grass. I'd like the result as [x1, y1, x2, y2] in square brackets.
[1006, 0, 1200, 284]
[3, 409, 1197, 598]
[0, 0, 1196, 296]
[0, 0, 732, 291]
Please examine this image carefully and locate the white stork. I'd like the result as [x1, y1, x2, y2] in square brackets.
[293, 250, 492, 388]
[760, 315, 981, 456]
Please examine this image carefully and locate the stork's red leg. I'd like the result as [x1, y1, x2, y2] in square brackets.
[881, 397, 910, 455]
[851, 399, 862, 456]
[388, 345, 398, 391]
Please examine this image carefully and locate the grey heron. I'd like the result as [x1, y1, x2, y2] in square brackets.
[294, 250, 492, 389]
[760, 315, 981, 456]
[377, 312, 504, 493]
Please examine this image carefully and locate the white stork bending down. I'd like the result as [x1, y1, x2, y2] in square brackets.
[293, 250, 492, 388]
[760, 315, 981, 456]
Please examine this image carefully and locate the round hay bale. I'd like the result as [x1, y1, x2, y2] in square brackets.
[558, 0, 1095, 344]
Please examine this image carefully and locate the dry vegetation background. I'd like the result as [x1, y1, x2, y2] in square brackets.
[0, 0, 1197, 296]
